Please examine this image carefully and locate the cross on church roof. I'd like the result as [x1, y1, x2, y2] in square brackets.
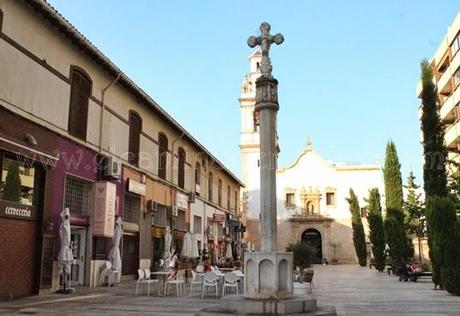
[247, 22, 284, 77]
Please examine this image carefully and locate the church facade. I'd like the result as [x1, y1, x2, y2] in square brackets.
[240, 51, 384, 264]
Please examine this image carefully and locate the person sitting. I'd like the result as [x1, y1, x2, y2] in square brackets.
[167, 251, 179, 280]
[409, 262, 422, 282]
[203, 258, 212, 272]
[397, 260, 409, 282]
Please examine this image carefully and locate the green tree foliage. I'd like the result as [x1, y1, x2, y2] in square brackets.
[2, 161, 22, 203]
[420, 60, 448, 197]
[286, 242, 315, 269]
[367, 188, 386, 272]
[403, 172, 425, 261]
[347, 189, 367, 267]
[383, 141, 411, 265]
[425, 196, 460, 294]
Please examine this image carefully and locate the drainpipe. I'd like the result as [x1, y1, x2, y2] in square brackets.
[99, 72, 121, 152]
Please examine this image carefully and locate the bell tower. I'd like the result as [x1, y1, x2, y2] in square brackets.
[240, 50, 262, 221]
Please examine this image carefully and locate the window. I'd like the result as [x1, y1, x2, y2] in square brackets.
[452, 33, 460, 56]
[218, 179, 223, 207]
[124, 193, 140, 223]
[360, 207, 368, 218]
[326, 192, 336, 206]
[178, 147, 185, 189]
[128, 111, 142, 166]
[227, 185, 231, 210]
[286, 193, 295, 208]
[176, 210, 186, 231]
[153, 205, 167, 227]
[158, 133, 168, 180]
[0, 156, 37, 206]
[253, 111, 260, 132]
[193, 215, 202, 234]
[195, 162, 201, 185]
[454, 68, 460, 88]
[234, 190, 238, 213]
[64, 176, 92, 217]
[208, 172, 213, 202]
[68, 68, 91, 140]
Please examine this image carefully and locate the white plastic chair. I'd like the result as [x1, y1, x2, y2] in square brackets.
[189, 270, 204, 296]
[136, 269, 158, 296]
[196, 264, 204, 273]
[143, 268, 160, 296]
[99, 261, 115, 287]
[165, 269, 185, 296]
[222, 272, 239, 297]
[202, 271, 219, 299]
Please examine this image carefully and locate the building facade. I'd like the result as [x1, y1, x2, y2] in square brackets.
[0, 0, 243, 298]
[417, 12, 460, 164]
[240, 51, 384, 264]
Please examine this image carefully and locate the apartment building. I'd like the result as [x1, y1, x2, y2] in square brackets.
[417, 12, 460, 162]
[0, 0, 243, 298]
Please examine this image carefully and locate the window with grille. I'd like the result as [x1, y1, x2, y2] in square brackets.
[158, 134, 168, 180]
[360, 207, 368, 218]
[195, 162, 201, 185]
[124, 193, 140, 223]
[217, 223, 224, 237]
[64, 176, 92, 217]
[227, 185, 231, 210]
[68, 69, 91, 140]
[218, 179, 222, 207]
[208, 172, 213, 202]
[153, 205, 167, 227]
[326, 192, 336, 206]
[193, 215, 202, 234]
[285, 193, 295, 208]
[176, 210, 186, 231]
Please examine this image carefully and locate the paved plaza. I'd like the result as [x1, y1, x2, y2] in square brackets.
[0, 265, 459, 316]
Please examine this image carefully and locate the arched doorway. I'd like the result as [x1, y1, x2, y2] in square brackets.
[302, 229, 322, 264]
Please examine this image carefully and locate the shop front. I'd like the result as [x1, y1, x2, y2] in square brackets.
[0, 107, 55, 298]
[174, 191, 188, 253]
[190, 198, 205, 254]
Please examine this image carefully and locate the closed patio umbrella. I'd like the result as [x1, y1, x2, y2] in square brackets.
[163, 226, 172, 265]
[225, 241, 233, 260]
[191, 234, 199, 258]
[108, 217, 123, 282]
[182, 232, 192, 257]
[57, 208, 74, 293]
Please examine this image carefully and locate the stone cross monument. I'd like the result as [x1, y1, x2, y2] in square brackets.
[243, 22, 293, 300]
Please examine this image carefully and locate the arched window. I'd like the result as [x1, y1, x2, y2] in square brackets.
[178, 147, 186, 189]
[218, 178, 223, 207]
[195, 162, 201, 187]
[68, 67, 91, 140]
[128, 111, 142, 166]
[208, 172, 213, 202]
[158, 133, 168, 180]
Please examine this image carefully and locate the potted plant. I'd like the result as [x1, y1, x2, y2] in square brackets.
[286, 242, 316, 282]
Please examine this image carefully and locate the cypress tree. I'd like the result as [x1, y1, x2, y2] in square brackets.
[367, 188, 386, 272]
[403, 172, 425, 261]
[383, 141, 411, 266]
[426, 196, 460, 294]
[2, 161, 22, 203]
[347, 189, 367, 267]
[420, 60, 448, 197]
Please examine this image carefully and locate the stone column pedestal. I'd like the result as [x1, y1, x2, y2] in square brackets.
[244, 252, 293, 299]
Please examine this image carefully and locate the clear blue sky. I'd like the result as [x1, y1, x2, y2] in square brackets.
[49, 0, 459, 185]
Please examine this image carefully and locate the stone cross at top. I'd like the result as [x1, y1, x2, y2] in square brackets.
[247, 22, 284, 77]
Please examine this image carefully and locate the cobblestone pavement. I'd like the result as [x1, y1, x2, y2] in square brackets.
[1, 265, 459, 315]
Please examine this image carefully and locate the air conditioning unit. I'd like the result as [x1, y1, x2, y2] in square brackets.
[172, 206, 178, 217]
[146, 200, 157, 212]
[104, 157, 121, 179]
[188, 192, 196, 203]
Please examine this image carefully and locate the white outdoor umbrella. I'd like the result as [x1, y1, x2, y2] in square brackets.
[108, 217, 123, 280]
[182, 232, 192, 257]
[163, 226, 172, 263]
[57, 208, 74, 293]
[247, 241, 252, 253]
[225, 241, 233, 260]
[191, 234, 199, 258]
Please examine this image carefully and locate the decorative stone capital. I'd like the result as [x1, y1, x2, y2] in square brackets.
[255, 76, 279, 112]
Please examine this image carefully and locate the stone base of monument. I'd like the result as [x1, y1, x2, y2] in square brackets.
[197, 294, 336, 315]
[197, 252, 336, 315]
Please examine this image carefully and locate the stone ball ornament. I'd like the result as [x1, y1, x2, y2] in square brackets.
[274, 33, 284, 45]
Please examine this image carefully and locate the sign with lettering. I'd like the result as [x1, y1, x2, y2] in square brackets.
[0, 200, 37, 221]
[176, 192, 188, 210]
[128, 178, 146, 196]
[93, 182, 116, 237]
[213, 213, 225, 223]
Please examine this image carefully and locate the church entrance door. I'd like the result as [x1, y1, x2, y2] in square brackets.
[302, 229, 322, 264]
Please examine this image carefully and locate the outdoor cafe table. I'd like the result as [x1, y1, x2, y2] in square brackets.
[150, 271, 170, 296]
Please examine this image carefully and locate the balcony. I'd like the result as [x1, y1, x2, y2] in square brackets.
[438, 51, 460, 96]
[440, 88, 460, 123]
[445, 120, 460, 151]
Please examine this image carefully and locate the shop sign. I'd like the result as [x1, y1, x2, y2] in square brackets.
[128, 178, 146, 196]
[0, 200, 37, 221]
[213, 213, 225, 222]
[93, 182, 116, 237]
[152, 227, 164, 238]
[176, 192, 188, 210]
